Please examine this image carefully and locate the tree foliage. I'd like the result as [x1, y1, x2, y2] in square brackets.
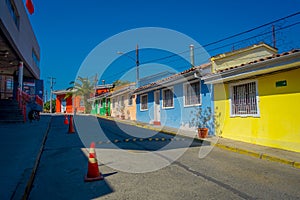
[66, 76, 97, 114]
[43, 100, 56, 113]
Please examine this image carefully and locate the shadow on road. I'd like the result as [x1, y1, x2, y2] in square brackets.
[101, 117, 204, 149]
[29, 115, 117, 200]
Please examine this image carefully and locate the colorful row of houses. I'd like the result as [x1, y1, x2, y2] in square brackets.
[54, 43, 300, 153]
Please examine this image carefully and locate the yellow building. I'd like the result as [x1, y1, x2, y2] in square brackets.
[110, 83, 136, 120]
[203, 43, 300, 152]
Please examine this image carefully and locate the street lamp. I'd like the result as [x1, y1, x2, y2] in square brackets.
[117, 44, 139, 88]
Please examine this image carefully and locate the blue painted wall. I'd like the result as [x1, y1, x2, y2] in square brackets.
[136, 79, 215, 135]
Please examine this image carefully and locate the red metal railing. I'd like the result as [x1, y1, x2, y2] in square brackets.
[16, 89, 43, 122]
[17, 88, 31, 122]
[35, 95, 43, 106]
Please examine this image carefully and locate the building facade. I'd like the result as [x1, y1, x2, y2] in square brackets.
[89, 84, 113, 116]
[53, 90, 85, 114]
[135, 64, 214, 133]
[203, 43, 300, 152]
[110, 83, 136, 120]
[0, 0, 42, 122]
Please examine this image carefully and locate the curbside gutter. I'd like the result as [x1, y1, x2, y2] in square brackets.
[21, 116, 53, 200]
[95, 115, 300, 169]
[207, 141, 300, 169]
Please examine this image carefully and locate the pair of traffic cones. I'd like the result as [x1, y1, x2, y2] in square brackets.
[64, 115, 75, 133]
[84, 142, 104, 182]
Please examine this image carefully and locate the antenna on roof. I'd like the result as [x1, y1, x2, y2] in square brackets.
[190, 44, 195, 68]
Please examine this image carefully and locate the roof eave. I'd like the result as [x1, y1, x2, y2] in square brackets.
[203, 52, 300, 84]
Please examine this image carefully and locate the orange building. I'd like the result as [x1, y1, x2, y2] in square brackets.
[53, 85, 113, 114]
[53, 90, 84, 113]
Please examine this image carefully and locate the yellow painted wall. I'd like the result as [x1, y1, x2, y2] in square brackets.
[215, 68, 300, 152]
[111, 93, 136, 120]
[212, 44, 277, 72]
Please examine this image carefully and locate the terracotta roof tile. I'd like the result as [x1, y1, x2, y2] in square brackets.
[135, 63, 211, 93]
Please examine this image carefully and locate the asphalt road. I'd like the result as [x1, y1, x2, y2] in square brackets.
[29, 115, 300, 200]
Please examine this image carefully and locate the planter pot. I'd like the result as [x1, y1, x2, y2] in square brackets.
[121, 115, 125, 120]
[198, 128, 208, 138]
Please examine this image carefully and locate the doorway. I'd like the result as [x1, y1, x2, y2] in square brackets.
[154, 90, 160, 125]
[0, 75, 14, 99]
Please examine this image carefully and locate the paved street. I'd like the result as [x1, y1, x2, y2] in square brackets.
[25, 115, 300, 200]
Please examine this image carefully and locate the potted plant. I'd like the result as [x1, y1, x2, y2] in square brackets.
[189, 107, 212, 138]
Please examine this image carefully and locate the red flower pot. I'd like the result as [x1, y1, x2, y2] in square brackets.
[198, 128, 208, 138]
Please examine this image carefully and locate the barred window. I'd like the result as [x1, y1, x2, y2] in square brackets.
[121, 96, 125, 107]
[162, 88, 174, 108]
[112, 98, 115, 108]
[140, 94, 148, 111]
[128, 95, 134, 106]
[184, 81, 200, 106]
[231, 81, 259, 116]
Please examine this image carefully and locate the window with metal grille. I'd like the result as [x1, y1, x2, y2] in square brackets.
[121, 96, 125, 107]
[184, 81, 201, 106]
[112, 98, 115, 108]
[162, 88, 174, 108]
[140, 94, 148, 111]
[128, 95, 134, 106]
[231, 81, 259, 116]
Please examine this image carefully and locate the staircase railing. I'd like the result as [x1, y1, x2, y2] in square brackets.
[35, 95, 43, 106]
[17, 88, 31, 122]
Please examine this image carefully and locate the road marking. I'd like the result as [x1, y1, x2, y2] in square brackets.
[95, 137, 184, 145]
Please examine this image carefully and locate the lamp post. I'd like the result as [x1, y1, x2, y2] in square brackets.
[117, 44, 139, 88]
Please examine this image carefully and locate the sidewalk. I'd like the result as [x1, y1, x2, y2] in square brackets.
[0, 115, 52, 200]
[98, 115, 300, 169]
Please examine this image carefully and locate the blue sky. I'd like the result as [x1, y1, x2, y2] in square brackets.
[27, 0, 300, 98]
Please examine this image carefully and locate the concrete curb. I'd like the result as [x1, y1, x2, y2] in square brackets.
[22, 116, 53, 200]
[95, 115, 300, 169]
[209, 142, 300, 169]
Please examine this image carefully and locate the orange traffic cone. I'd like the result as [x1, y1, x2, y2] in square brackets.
[68, 115, 75, 133]
[64, 115, 69, 125]
[84, 142, 103, 182]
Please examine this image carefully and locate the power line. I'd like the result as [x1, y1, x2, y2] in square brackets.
[140, 11, 300, 65]
[155, 21, 300, 66]
[104, 12, 300, 81]
[202, 11, 300, 48]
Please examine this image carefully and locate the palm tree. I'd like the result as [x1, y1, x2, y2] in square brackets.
[66, 76, 97, 114]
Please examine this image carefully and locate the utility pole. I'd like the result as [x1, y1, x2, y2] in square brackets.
[272, 25, 276, 49]
[48, 77, 56, 113]
[44, 89, 48, 103]
[136, 44, 140, 88]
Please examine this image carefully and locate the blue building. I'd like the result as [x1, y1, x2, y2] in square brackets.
[134, 63, 215, 134]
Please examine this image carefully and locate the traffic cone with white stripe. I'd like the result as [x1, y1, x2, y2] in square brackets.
[84, 142, 103, 182]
